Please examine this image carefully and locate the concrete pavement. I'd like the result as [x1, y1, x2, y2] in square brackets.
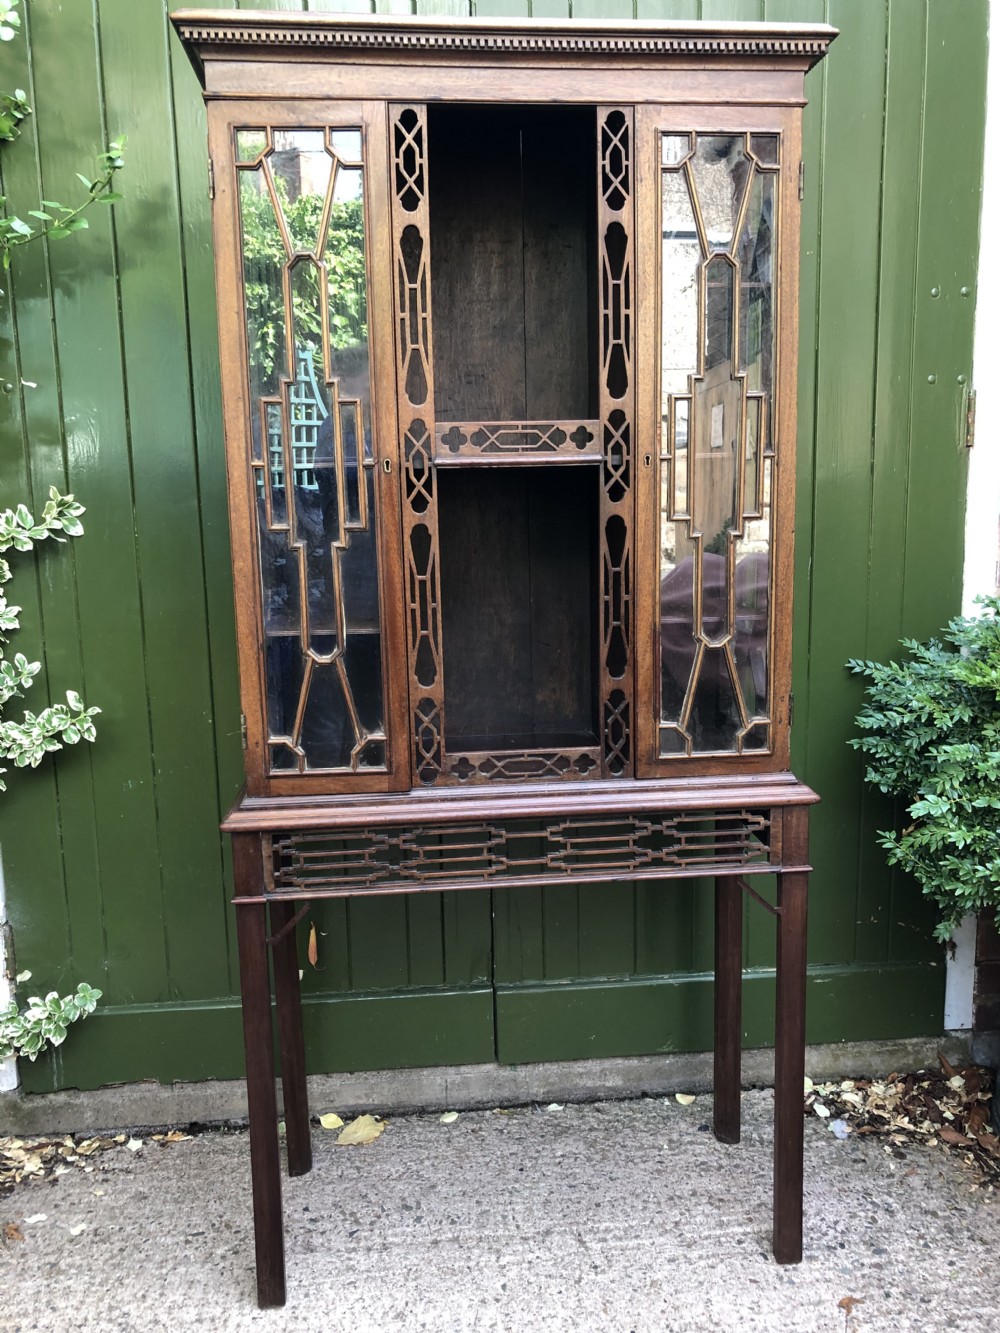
[1, 1090, 997, 1332]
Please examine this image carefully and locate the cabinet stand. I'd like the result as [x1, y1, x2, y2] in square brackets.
[228, 779, 814, 1308]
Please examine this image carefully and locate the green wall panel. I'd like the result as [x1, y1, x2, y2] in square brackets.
[495, 963, 945, 1065]
[0, 0, 987, 1090]
[18, 989, 495, 1093]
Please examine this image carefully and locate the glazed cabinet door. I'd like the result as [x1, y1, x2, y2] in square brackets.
[635, 107, 801, 778]
[207, 102, 409, 797]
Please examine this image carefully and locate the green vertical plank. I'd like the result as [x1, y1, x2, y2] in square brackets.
[98, 0, 233, 1002]
[634, 1, 700, 19]
[852, 0, 925, 965]
[534, 887, 579, 979]
[374, 0, 416, 14]
[0, 7, 85, 999]
[797, 0, 887, 967]
[699, 0, 763, 20]
[474, 0, 532, 15]
[634, 880, 695, 975]
[529, 0, 571, 16]
[404, 894, 446, 986]
[492, 885, 546, 981]
[570, 0, 635, 16]
[442, 890, 492, 986]
[167, 2, 243, 996]
[345, 897, 411, 989]
[9, 0, 169, 1007]
[893, 0, 985, 963]
[902, 0, 984, 641]
[306, 0, 377, 12]
[413, 0, 471, 16]
[574, 883, 636, 975]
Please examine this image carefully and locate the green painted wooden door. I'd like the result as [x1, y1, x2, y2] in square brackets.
[0, 0, 986, 1093]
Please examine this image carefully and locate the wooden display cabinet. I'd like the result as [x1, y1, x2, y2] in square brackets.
[174, 10, 834, 1307]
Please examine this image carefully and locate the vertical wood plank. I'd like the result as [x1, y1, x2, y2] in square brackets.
[795, 0, 888, 969]
[13, 0, 168, 1007]
[99, 0, 234, 1001]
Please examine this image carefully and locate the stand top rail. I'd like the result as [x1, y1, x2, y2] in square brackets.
[223, 772, 818, 833]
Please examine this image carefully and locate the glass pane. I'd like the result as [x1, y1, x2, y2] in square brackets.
[239, 168, 284, 406]
[236, 128, 268, 165]
[238, 125, 386, 775]
[689, 135, 752, 252]
[298, 662, 355, 770]
[329, 129, 363, 166]
[660, 553, 695, 726]
[745, 396, 762, 514]
[658, 133, 776, 757]
[733, 458, 772, 722]
[661, 170, 700, 398]
[704, 253, 734, 372]
[687, 646, 742, 752]
[272, 130, 333, 253]
[749, 134, 779, 166]
[661, 134, 691, 165]
[738, 171, 775, 411]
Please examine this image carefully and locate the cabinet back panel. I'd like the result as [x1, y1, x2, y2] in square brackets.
[438, 466, 598, 749]
[429, 105, 596, 423]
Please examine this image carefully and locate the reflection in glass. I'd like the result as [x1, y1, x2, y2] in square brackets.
[236, 128, 268, 165]
[689, 135, 751, 252]
[673, 413, 689, 518]
[704, 253, 734, 371]
[238, 125, 385, 774]
[660, 171, 699, 399]
[662, 133, 691, 165]
[733, 459, 771, 724]
[745, 396, 762, 514]
[738, 171, 775, 403]
[749, 134, 779, 166]
[687, 645, 742, 751]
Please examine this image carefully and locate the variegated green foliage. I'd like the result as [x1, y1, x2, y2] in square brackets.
[0, 977, 102, 1061]
[0, 489, 99, 790]
[849, 598, 1000, 941]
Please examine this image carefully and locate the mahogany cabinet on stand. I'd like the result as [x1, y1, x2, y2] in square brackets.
[174, 10, 834, 1307]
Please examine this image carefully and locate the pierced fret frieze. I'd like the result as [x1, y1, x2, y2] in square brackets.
[270, 806, 771, 895]
[446, 747, 600, 784]
[432, 419, 600, 462]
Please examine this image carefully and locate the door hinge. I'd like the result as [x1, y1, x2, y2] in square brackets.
[798, 161, 805, 201]
[965, 387, 977, 449]
[240, 712, 248, 748]
[208, 158, 215, 200]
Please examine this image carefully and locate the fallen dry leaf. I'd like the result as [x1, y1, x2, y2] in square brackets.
[307, 922, 320, 969]
[2, 1222, 24, 1243]
[336, 1115, 385, 1147]
[439, 1111, 459, 1124]
[838, 1295, 864, 1317]
[939, 1051, 959, 1080]
[807, 1061, 999, 1188]
[318, 1113, 344, 1131]
[939, 1125, 975, 1147]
